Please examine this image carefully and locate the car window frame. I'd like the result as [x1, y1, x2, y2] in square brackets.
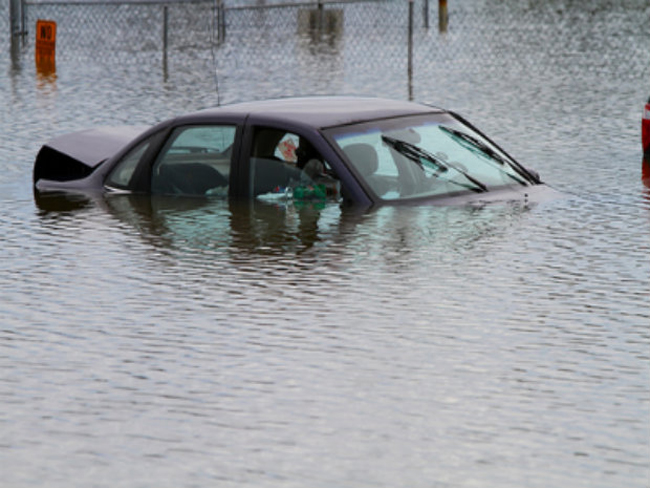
[103, 128, 168, 193]
[238, 119, 369, 205]
[323, 112, 532, 204]
[149, 123, 239, 197]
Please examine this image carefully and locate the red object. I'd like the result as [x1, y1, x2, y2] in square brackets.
[641, 98, 650, 188]
[641, 98, 650, 153]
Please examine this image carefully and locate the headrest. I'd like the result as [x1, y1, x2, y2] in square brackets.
[343, 143, 378, 176]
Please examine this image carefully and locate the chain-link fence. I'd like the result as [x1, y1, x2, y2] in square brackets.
[19, 0, 216, 61]
[5, 0, 649, 98]
[208, 1, 417, 97]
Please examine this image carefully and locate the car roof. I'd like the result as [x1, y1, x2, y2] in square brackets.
[188, 96, 445, 129]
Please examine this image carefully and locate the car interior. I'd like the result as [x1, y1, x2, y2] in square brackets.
[150, 125, 235, 196]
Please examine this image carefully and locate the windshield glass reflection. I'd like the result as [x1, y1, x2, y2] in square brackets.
[329, 113, 532, 201]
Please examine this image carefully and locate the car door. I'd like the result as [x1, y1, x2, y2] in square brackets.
[106, 122, 242, 197]
[149, 124, 238, 197]
[237, 121, 354, 202]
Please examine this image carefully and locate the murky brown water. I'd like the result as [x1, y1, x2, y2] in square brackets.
[1, 0, 649, 486]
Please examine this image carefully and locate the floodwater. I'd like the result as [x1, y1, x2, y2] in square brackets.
[1, 0, 649, 486]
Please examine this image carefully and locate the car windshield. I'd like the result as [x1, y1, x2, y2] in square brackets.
[327, 113, 532, 201]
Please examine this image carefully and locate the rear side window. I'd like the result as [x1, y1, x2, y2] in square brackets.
[105, 139, 150, 190]
[151, 125, 236, 197]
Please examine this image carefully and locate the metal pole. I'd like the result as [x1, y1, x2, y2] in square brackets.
[438, 0, 448, 33]
[423, 0, 429, 29]
[317, 0, 324, 40]
[21, 0, 26, 37]
[162, 5, 168, 78]
[217, 0, 225, 43]
[9, 0, 26, 71]
[9, 0, 23, 36]
[408, 0, 413, 101]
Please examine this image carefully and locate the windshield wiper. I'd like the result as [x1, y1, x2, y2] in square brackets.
[439, 126, 529, 185]
[381, 135, 447, 172]
[381, 135, 487, 193]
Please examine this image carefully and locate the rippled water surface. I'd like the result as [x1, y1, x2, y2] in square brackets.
[1, 0, 649, 486]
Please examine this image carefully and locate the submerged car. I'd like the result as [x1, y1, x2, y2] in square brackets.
[33, 97, 550, 206]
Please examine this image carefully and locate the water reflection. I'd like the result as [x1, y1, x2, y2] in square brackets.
[35, 192, 361, 255]
[34, 190, 93, 215]
[35, 61, 57, 89]
[6, 1, 649, 485]
[34, 190, 536, 265]
[297, 7, 343, 49]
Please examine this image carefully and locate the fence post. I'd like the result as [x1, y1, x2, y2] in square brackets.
[316, 0, 324, 40]
[423, 0, 429, 29]
[408, 0, 413, 101]
[10, 0, 26, 37]
[217, 0, 226, 43]
[438, 0, 448, 33]
[9, 0, 26, 71]
[162, 5, 168, 78]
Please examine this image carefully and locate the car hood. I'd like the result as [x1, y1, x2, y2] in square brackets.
[423, 182, 562, 207]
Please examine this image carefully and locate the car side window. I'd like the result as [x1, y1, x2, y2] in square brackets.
[105, 139, 151, 190]
[151, 125, 236, 197]
[249, 127, 339, 198]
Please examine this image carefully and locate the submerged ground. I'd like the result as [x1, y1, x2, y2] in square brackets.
[1, 0, 649, 486]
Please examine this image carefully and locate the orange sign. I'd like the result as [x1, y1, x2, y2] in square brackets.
[35, 20, 56, 57]
[35, 20, 56, 76]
